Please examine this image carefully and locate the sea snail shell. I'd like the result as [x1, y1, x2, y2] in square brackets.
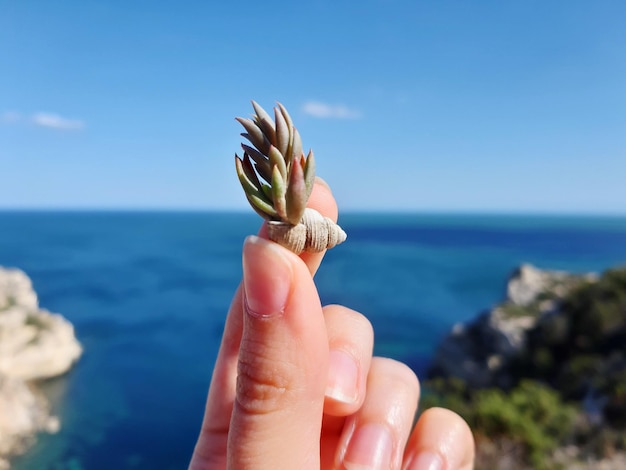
[267, 208, 347, 255]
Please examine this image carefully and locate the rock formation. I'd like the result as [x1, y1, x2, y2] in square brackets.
[428, 263, 626, 468]
[0, 267, 82, 469]
[429, 263, 597, 389]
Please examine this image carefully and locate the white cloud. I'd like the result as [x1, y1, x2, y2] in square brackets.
[302, 101, 362, 119]
[1, 111, 21, 123]
[32, 112, 85, 130]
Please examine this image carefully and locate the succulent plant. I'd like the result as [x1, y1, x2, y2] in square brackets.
[235, 101, 346, 254]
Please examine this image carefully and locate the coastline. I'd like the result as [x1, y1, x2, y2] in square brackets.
[0, 268, 82, 468]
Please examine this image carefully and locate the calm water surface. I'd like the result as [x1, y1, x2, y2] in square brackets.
[1, 211, 626, 469]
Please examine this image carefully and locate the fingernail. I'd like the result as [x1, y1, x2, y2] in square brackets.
[343, 423, 393, 469]
[242, 236, 292, 317]
[326, 350, 359, 404]
[404, 450, 443, 470]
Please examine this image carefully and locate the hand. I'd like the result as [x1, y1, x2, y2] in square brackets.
[189, 181, 475, 469]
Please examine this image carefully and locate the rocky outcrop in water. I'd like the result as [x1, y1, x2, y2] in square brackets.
[429, 263, 596, 389]
[0, 268, 82, 469]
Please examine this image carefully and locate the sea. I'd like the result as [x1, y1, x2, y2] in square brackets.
[1, 211, 626, 470]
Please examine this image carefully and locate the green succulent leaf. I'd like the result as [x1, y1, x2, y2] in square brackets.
[241, 153, 263, 190]
[286, 130, 294, 169]
[240, 144, 268, 164]
[241, 146, 271, 183]
[291, 127, 303, 164]
[236, 117, 269, 154]
[236, 156, 278, 222]
[247, 192, 278, 220]
[303, 149, 316, 200]
[277, 102, 294, 130]
[235, 155, 261, 197]
[256, 118, 276, 146]
[268, 145, 287, 181]
[285, 156, 307, 225]
[274, 107, 289, 157]
[251, 101, 276, 143]
[251, 101, 273, 127]
[271, 165, 287, 220]
[260, 182, 273, 202]
[244, 195, 269, 220]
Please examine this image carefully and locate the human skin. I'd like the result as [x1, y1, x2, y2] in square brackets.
[189, 180, 475, 470]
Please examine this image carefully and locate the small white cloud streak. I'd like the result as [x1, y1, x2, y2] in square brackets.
[302, 101, 361, 119]
[31, 112, 85, 130]
[1, 111, 21, 123]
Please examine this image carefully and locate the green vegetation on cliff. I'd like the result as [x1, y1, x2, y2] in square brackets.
[424, 379, 577, 469]
[424, 266, 626, 468]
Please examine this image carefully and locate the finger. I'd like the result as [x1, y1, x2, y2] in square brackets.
[189, 285, 243, 469]
[335, 358, 420, 469]
[322, 305, 374, 416]
[403, 407, 475, 470]
[227, 235, 329, 469]
[189, 179, 338, 468]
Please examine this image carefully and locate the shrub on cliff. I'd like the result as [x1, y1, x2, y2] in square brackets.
[422, 379, 577, 468]
[512, 267, 626, 400]
[563, 267, 626, 353]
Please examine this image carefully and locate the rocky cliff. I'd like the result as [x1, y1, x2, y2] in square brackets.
[0, 267, 82, 469]
[429, 263, 597, 389]
[427, 263, 626, 468]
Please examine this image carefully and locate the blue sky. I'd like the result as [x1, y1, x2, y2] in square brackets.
[1, 0, 625, 213]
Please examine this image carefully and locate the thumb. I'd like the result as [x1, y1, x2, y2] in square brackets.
[228, 235, 329, 469]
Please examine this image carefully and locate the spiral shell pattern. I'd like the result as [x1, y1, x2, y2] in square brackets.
[267, 208, 347, 255]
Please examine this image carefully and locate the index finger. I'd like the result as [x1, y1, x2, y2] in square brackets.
[189, 179, 339, 469]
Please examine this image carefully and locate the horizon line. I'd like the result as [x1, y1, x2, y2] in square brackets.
[1, 207, 626, 218]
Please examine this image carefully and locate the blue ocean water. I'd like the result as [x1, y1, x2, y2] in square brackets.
[1, 211, 626, 469]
